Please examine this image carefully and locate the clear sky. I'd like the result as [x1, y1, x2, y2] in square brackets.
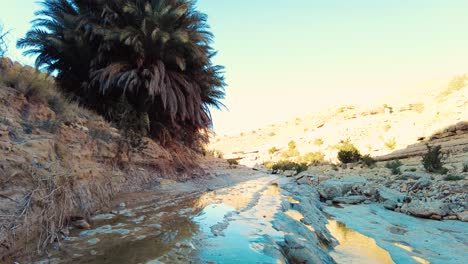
[1, 0, 468, 135]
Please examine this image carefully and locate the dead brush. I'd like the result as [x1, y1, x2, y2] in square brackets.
[2, 161, 114, 262]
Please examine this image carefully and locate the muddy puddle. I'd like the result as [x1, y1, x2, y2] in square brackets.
[38, 175, 401, 264]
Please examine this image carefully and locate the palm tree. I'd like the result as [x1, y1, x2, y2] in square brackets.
[18, 0, 225, 145]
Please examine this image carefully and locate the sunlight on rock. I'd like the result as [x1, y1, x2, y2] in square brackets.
[327, 220, 394, 264]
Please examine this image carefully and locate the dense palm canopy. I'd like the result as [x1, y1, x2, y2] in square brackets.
[18, 0, 225, 146]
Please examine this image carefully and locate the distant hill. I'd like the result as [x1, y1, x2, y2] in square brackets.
[209, 75, 468, 167]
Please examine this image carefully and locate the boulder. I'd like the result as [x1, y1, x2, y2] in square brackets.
[401, 200, 450, 218]
[282, 235, 335, 264]
[318, 176, 367, 200]
[377, 187, 408, 203]
[383, 200, 397, 210]
[456, 211, 468, 222]
[282, 170, 297, 177]
[333, 196, 367, 205]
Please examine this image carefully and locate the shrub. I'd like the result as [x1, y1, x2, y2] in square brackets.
[227, 159, 239, 167]
[463, 163, 468, 173]
[89, 128, 113, 143]
[383, 124, 391, 132]
[422, 145, 448, 174]
[288, 140, 297, 150]
[280, 148, 300, 159]
[361, 154, 376, 167]
[385, 160, 403, 175]
[37, 119, 62, 133]
[271, 160, 308, 174]
[314, 138, 324, 146]
[204, 149, 223, 159]
[384, 138, 397, 150]
[444, 175, 464, 181]
[300, 151, 325, 165]
[263, 161, 274, 170]
[268, 132, 276, 137]
[336, 140, 361, 164]
[268, 147, 279, 154]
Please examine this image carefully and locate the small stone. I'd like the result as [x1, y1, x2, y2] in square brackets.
[430, 214, 442, 220]
[443, 215, 458, 220]
[394, 208, 401, 213]
[456, 211, 468, 222]
[119, 202, 126, 208]
[72, 219, 91, 230]
[443, 190, 450, 195]
[326, 200, 333, 206]
[87, 238, 101, 245]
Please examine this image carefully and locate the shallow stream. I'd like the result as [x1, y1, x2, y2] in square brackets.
[37, 174, 467, 263]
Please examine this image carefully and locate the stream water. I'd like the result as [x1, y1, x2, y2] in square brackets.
[36, 174, 466, 264]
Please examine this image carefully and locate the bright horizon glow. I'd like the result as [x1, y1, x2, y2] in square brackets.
[2, 0, 468, 135]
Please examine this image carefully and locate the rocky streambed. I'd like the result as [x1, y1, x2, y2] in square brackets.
[34, 168, 468, 264]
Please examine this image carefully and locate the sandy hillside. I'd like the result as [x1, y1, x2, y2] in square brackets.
[209, 75, 468, 166]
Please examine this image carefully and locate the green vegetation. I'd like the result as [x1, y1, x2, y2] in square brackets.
[281, 140, 300, 159]
[361, 154, 376, 167]
[288, 140, 297, 150]
[268, 146, 280, 154]
[422, 145, 448, 174]
[271, 160, 308, 174]
[298, 151, 325, 165]
[314, 138, 324, 146]
[385, 160, 403, 175]
[336, 139, 361, 164]
[18, 0, 225, 148]
[383, 124, 391, 132]
[384, 138, 397, 150]
[444, 175, 464, 181]
[463, 163, 468, 173]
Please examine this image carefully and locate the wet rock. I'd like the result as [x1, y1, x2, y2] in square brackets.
[443, 215, 458, 220]
[402, 172, 432, 180]
[456, 211, 468, 222]
[282, 235, 335, 264]
[87, 238, 100, 245]
[318, 176, 367, 200]
[91, 213, 116, 221]
[325, 200, 333, 206]
[377, 187, 408, 203]
[333, 196, 367, 205]
[401, 200, 450, 218]
[72, 219, 91, 230]
[148, 223, 162, 229]
[383, 200, 397, 210]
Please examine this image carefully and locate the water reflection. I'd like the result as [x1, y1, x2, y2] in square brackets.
[327, 219, 395, 264]
[193, 183, 285, 263]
